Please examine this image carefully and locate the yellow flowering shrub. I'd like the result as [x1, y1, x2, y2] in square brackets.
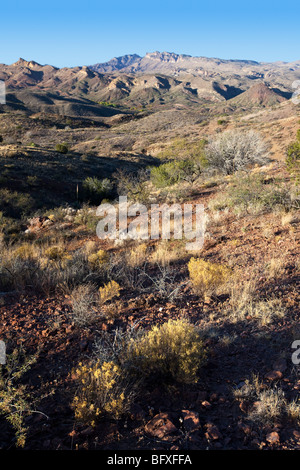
[72, 361, 127, 425]
[99, 280, 121, 304]
[13, 243, 37, 260]
[44, 246, 71, 262]
[129, 318, 206, 384]
[88, 249, 109, 268]
[188, 257, 232, 298]
[0, 349, 37, 447]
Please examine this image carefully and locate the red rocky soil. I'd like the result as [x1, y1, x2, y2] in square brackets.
[0, 167, 299, 451]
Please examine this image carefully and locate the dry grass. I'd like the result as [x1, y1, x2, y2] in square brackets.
[265, 255, 288, 280]
[150, 240, 187, 266]
[228, 273, 286, 325]
[127, 242, 148, 268]
[281, 211, 299, 226]
[70, 283, 99, 326]
[233, 375, 300, 426]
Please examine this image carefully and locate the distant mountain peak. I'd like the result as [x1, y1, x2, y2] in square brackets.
[13, 58, 41, 68]
[91, 54, 141, 73]
[144, 51, 191, 61]
[230, 81, 286, 106]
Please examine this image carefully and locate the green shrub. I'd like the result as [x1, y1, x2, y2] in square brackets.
[73, 205, 99, 231]
[83, 177, 113, 203]
[55, 143, 69, 154]
[150, 158, 206, 188]
[286, 130, 300, 185]
[150, 161, 179, 187]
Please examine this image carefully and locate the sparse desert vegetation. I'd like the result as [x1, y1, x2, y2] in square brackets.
[0, 51, 299, 453]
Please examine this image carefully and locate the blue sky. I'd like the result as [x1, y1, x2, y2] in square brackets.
[1, 0, 299, 67]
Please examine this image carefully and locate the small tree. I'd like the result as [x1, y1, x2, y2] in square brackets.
[206, 130, 269, 174]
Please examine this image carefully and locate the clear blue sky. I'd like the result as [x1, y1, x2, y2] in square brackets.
[1, 0, 299, 68]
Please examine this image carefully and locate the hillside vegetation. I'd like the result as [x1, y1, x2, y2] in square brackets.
[0, 54, 299, 450]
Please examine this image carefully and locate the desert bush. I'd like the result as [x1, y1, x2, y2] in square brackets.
[0, 250, 42, 292]
[55, 143, 68, 154]
[228, 272, 285, 325]
[150, 161, 179, 188]
[286, 129, 300, 185]
[128, 318, 206, 384]
[40, 249, 99, 294]
[0, 348, 38, 447]
[72, 360, 134, 425]
[150, 155, 207, 188]
[88, 249, 110, 268]
[70, 283, 99, 326]
[93, 319, 206, 386]
[73, 205, 99, 232]
[44, 245, 71, 263]
[83, 177, 113, 204]
[109, 245, 182, 297]
[106, 250, 147, 291]
[127, 243, 148, 268]
[285, 399, 300, 423]
[99, 280, 121, 304]
[230, 296, 285, 326]
[188, 257, 232, 298]
[115, 169, 151, 204]
[208, 173, 298, 215]
[229, 275, 257, 313]
[13, 243, 38, 260]
[142, 262, 183, 301]
[206, 129, 269, 174]
[249, 388, 287, 424]
[265, 256, 287, 279]
[0, 188, 35, 219]
[281, 211, 299, 226]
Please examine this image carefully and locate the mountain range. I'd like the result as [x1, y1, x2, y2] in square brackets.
[0, 51, 299, 118]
